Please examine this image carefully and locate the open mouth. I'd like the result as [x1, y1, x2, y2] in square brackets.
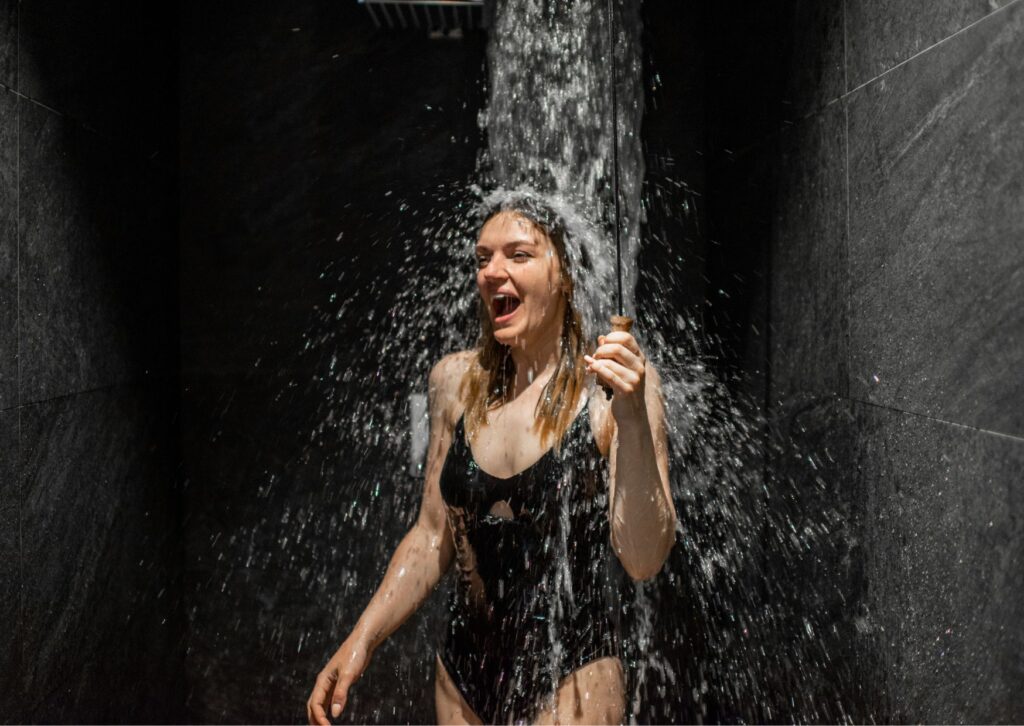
[492, 293, 521, 322]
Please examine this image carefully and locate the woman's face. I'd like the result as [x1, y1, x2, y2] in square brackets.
[475, 210, 566, 348]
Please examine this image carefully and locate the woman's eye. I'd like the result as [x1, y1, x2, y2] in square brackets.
[476, 256, 489, 267]
[513, 252, 530, 260]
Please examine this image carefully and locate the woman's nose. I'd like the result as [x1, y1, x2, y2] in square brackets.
[481, 256, 508, 280]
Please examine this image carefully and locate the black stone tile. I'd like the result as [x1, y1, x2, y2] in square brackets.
[18, 101, 176, 404]
[705, 5, 788, 154]
[847, 4, 1024, 436]
[852, 402, 1024, 722]
[0, 408, 23, 722]
[0, 0, 15, 90]
[770, 103, 847, 405]
[766, 396, 873, 721]
[704, 0, 844, 151]
[846, 0, 1016, 89]
[703, 140, 775, 400]
[18, 1, 175, 164]
[19, 384, 184, 722]
[0, 89, 16, 410]
[778, 0, 845, 120]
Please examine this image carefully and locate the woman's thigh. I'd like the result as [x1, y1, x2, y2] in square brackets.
[434, 652, 484, 725]
[531, 655, 626, 726]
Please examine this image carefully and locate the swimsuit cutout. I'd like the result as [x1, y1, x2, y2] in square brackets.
[437, 393, 623, 724]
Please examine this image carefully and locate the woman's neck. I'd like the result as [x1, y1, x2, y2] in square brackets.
[509, 334, 561, 397]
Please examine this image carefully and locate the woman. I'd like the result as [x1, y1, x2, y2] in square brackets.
[307, 196, 675, 725]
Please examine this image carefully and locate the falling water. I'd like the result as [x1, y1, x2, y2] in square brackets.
[482, 0, 644, 318]
[283, 1, 853, 723]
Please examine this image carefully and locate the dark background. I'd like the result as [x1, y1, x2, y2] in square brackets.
[1, 0, 1022, 722]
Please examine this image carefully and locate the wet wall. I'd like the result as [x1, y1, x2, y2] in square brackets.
[760, 0, 1024, 721]
[0, 2, 183, 723]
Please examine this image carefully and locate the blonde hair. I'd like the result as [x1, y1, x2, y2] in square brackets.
[460, 200, 590, 453]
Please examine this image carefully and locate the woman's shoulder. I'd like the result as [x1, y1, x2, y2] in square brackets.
[429, 349, 476, 385]
[427, 349, 476, 420]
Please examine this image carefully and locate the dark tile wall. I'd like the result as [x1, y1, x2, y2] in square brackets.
[18, 102, 176, 403]
[19, 386, 182, 722]
[0, 2, 183, 723]
[846, 0, 1017, 88]
[0, 407, 21, 719]
[847, 5, 1024, 434]
[771, 103, 848, 402]
[0, 88, 15, 409]
[0, 0, 15, 90]
[18, 1, 176, 164]
[768, 0, 1024, 721]
[853, 402, 1024, 722]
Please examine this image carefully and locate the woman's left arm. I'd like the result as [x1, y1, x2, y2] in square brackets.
[585, 332, 676, 581]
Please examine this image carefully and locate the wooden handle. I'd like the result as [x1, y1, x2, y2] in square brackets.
[602, 315, 634, 399]
[610, 315, 633, 333]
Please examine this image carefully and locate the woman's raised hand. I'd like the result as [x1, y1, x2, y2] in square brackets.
[584, 330, 647, 415]
[306, 633, 373, 725]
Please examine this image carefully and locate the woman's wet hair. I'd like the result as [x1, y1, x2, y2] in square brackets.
[478, 194, 565, 241]
[460, 194, 590, 451]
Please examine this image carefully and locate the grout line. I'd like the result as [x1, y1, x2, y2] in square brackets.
[15, 0, 23, 695]
[0, 83, 65, 118]
[844, 0, 1023, 97]
[7, 382, 129, 412]
[16, 404, 23, 688]
[849, 396, 1024, 444]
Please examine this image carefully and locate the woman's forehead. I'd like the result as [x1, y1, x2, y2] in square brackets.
[479, 210, 550, 246]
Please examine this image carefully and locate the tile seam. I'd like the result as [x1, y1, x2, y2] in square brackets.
[15, 0, 23, 704]
[849, 396, 1024, 444]
[0, 86, 168, 172]
[15, 382, 128, 411]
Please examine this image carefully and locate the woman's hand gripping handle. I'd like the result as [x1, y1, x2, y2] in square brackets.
[592, 315, 634, 400]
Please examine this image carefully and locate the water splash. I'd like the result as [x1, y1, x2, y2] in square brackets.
[249, 2, 854, 723]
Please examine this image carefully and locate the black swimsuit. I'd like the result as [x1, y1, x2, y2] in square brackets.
[436, 394, 622, 724]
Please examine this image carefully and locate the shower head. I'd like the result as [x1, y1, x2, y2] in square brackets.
[357, 0, 492, 35]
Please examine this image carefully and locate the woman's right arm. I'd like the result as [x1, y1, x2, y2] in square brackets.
[306, 352, 468, 725]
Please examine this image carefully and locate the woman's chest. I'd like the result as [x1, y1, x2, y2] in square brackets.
[440, 424, 606, 525]
[466, 406, 562, 480]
